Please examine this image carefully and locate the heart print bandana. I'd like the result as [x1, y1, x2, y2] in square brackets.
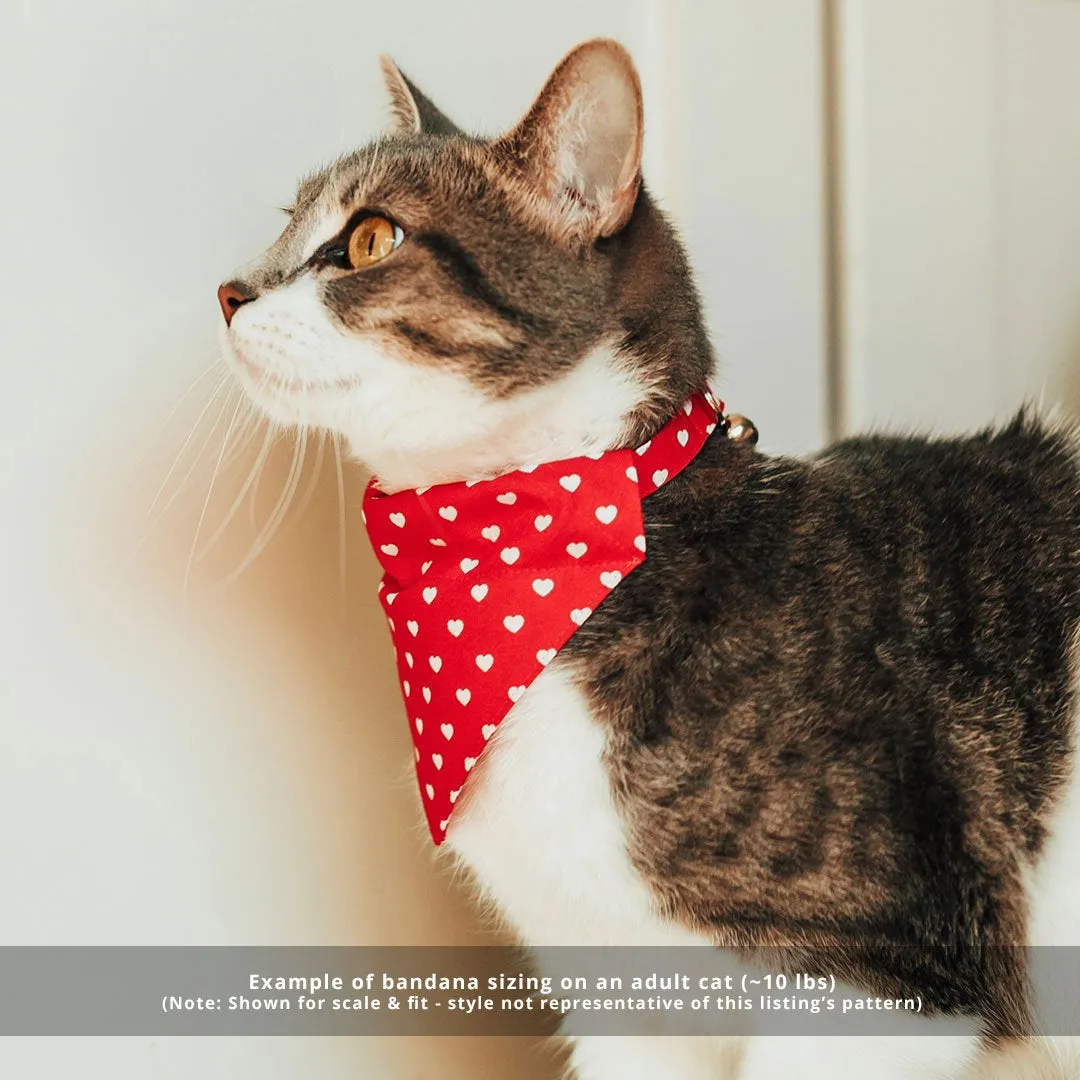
[363, 391, 722, 843]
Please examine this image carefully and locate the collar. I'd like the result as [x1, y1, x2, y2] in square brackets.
[362, 391, 722, 843]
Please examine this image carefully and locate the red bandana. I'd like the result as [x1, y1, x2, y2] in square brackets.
[363, 391, 721, 843]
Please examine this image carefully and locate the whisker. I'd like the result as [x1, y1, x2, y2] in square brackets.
[291, 427, 328, 524]
[192, 419, 276, 563]
[247, 370, 284, 530]
[219, 400, 264, 472]
[334, 434, 348, 619]
[182, 390, 249, 609]
[213, 423, 308, 590]
[141, 369, 232, 528]
[145, 354, 226, 453]
[132, 373, 234, 556]
[363, 133, 383, 198]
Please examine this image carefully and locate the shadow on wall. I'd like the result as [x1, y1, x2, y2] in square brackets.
[1051, 320, 1080, 424]
[104, 376, 562, 1080]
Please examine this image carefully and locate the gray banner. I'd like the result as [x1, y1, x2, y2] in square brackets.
[0, 947, 1075, 1036]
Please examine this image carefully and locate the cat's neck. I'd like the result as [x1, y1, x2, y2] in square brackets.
[347, 340, 653, 493]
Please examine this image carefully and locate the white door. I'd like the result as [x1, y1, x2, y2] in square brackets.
[835, 0, 1080, 437]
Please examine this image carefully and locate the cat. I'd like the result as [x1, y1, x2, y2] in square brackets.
[217, 38, 1080, 1080]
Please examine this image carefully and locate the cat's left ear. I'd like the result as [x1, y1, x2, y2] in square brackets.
[379, 56, 461, 136]
[494, 39, 643, 241]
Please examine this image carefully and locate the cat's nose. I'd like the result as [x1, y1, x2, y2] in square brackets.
[217, 281, 255, 326]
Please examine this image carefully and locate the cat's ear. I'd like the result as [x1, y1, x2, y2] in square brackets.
[379, 55, 461, 136]
[494, 39, 643, 241]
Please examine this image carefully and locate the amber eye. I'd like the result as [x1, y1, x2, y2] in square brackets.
[346, 215, 403, 268]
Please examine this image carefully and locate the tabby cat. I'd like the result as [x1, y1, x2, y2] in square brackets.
[218, 39, 1080, 1080]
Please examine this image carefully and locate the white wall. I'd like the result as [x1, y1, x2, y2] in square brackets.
[0, 2, 827, 1077]
[9, 1, 1078, 1075]
[836, 0, 1080, 435]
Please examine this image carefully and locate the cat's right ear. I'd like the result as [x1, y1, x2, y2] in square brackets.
[493, 39, 644, 243]
[379, 56, 461, 136]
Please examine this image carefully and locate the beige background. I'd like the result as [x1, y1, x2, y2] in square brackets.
[1, 1, 1079, 1077]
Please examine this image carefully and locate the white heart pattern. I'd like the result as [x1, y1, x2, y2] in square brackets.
[363, 390, 721, 845]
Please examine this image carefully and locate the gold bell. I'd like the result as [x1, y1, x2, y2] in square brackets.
[724, 414, 759, 446]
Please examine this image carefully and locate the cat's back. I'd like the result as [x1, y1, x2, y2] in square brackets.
[648, 408, 1080, 669]
[571, 410, 1080, 955]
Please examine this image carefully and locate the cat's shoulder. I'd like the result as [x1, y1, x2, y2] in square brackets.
[664, 405, 1080, 539]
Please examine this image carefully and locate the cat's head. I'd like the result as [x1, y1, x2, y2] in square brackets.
[219, 39, 714, 491]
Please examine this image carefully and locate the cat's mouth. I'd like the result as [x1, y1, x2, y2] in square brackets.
[228, 347, 358, 398]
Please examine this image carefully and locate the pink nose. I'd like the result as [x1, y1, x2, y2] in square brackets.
[217, 281, 254, 326]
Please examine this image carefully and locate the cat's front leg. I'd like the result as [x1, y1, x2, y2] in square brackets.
[737, 1034, 980, 1080]
[566, 1033, 738, 1080]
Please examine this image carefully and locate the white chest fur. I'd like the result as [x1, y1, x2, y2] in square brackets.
[440, 664, 984, 1080]
[445, 660, 705, 948]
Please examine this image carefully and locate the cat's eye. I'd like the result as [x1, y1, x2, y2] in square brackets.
[346, 215, 404, 268]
